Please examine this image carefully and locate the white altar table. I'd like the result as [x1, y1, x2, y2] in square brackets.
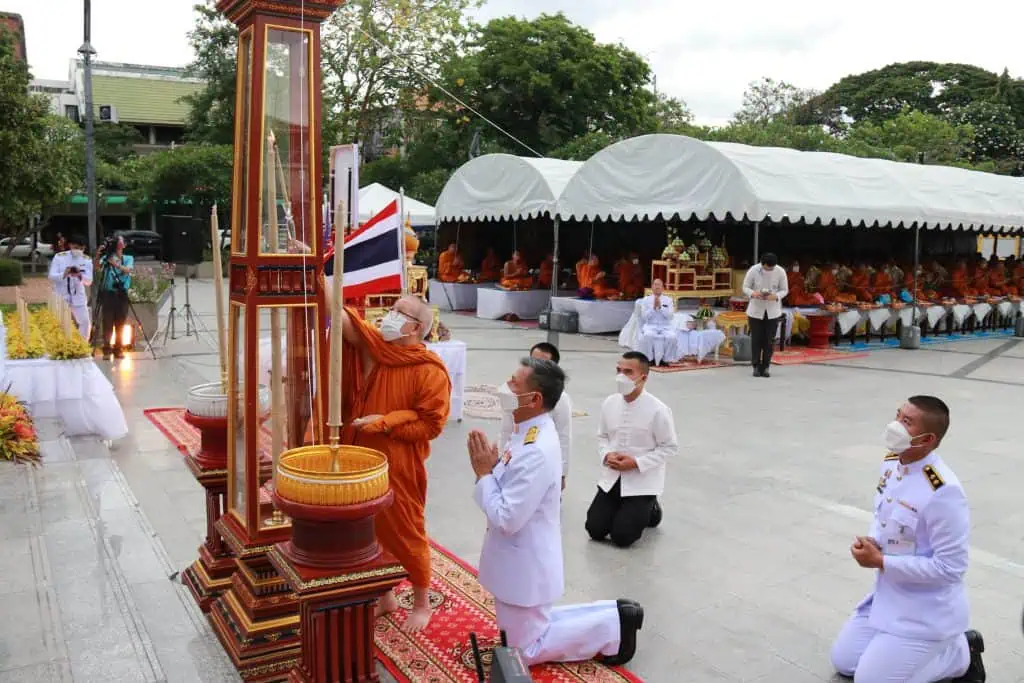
[428, 280, 485, 311]
[476, 287, 550, 320]
[551, 297, 636, 334]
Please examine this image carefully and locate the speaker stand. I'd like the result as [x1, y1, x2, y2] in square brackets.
[160, 271, 214, 348]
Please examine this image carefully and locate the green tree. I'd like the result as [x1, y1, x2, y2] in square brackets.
[439, 13, 659, 155]
[732, 77, 819, 125]
[549, 131, 616, 161]
[0, 29, 82, 249]
[845, 108, 974, 164]
[946, 100, 1023, 164]
[129, 144, 233, 216]
[182, 1, 237, 145]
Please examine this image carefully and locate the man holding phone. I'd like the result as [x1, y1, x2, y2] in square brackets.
[48, 234, 93, 339]
[742, 252, 788, 378]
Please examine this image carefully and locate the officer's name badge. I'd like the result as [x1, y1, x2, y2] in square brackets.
[524, 426, 539, 445]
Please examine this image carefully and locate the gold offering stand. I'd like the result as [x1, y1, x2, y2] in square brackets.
[208, 1, 339, 679]
[649, 229, 734, 303]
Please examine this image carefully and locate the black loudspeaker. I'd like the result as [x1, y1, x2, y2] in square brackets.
[160, 215, 205, 265]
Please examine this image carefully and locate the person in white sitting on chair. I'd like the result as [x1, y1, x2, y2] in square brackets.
[636, 279, 678, 367]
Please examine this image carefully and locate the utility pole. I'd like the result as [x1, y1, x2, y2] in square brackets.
[78, 0, 97, 255]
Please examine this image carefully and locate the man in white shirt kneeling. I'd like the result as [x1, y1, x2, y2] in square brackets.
[498, 342, 572, 491]
[586, 351, 678, 548]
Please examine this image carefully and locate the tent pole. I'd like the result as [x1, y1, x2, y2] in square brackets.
[753, 221, 760, 263]
[547, 215, 560, 347]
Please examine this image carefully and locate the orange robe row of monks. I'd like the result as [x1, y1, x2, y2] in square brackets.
[437, 244, 644, 299]
[784, 256, 1024, 307]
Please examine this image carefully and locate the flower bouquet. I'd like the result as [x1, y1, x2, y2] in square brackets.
[0, 392, 40, 465]
[4, 308, 91, 361]
[128, 263, 175, 304]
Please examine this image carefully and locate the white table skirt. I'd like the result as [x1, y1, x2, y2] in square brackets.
[258, 336, 467, 422]
[551, 297, 636, 334]
[476, 287, 551, 320]
[3, 358, 128, 440]
[428, 280, 484, 311]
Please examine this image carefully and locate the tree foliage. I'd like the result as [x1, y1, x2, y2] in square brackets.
[732, 77, 818, 126]
[128, 144, 234, 216]
[182, 1, 238, 145]
[0, 29, 82, 244]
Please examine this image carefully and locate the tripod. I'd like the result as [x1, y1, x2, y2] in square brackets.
[160, 271, 213, 346]
[90, 262, 157, 360]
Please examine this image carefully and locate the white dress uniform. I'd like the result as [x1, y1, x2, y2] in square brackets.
[830, 450, 972, 682]
[474, 413, 621, 666]
[499, 389, 571, 484]
[636, 294, 679, 365]
[48, 250, 94, 339]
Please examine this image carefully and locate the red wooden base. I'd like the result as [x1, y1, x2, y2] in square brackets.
[209, 513, 301, 682]
[807, 313, 835, 349]
[268, 492, 406, 683]
[185, 411, 231, 470]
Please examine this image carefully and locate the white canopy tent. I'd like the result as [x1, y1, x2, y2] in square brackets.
[359, 183, 436, 227]
[555, 134, 1024, 233]
[435, 154, 582, 222]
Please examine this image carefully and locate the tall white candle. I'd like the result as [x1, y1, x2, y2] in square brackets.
[266, 136, 285, 481]
[328, 200, 346, 433]
[210, 205, 228, 391]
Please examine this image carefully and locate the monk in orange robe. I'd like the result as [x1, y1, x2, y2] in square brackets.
[538, 253, 554, 290]
[575, 252, 592, 290]
[437, 243, 464, 283]
[986, 258, 1010, 296]
[849, 265, 873, 302]
[786, 262, 817, 306]
[500, 250, 533, 290]
[816, 264, 841, 303]
[615, 253, 644, 299]
[949, 261, 974, 298]
[970, 260, 991, 296]
[337, 295, 451, 632]
[1010, 258, 1024, 295]
[870, 264, 895, 300]
[479, 248, 501, 282]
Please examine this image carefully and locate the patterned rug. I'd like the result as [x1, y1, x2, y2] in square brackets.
[464, 384, 589, 421]
[650, 358, 731, 374]
[769, 347, 869, 365]
[379, 541, 643, 683]
[844, 327, 1015, 352]
[143, 407, 273, 457]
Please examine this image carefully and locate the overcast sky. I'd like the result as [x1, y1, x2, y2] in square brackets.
[10, 0, 1024, 126]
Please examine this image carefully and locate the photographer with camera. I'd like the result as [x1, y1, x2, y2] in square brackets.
[48, 234, 93, 339]
[95, 234, 134, 359]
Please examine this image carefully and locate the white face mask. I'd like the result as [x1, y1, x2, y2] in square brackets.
[497, 382, 534, 415]
[616, 373, 637, 396]
[71, 248, 83, 257]
[791, 265, 800, 273]
[632, 258, 639, 264]
[379, 311, 411, 342]
[883, 420, 934, 454]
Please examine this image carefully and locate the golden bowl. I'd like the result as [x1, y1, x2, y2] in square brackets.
[276, 444, 389, 507]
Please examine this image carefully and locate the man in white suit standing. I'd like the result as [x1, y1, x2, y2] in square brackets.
[468, 357, 644, 667]
[742, 252, 788, 378]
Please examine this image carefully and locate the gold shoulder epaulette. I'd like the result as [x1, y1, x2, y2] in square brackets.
[883, 453, 900, 461]
[524, 426, 539, 445]
[923, 465, 944, 491]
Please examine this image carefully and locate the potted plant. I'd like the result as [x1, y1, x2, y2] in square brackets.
[128, 262, 175, 341]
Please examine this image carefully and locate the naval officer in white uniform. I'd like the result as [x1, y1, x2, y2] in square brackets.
[48, 234, 94, 339]
[468, 357, 644, 668]
[830, 395, 986, 683]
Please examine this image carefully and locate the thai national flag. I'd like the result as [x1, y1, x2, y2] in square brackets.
[324, 199, 404, 298]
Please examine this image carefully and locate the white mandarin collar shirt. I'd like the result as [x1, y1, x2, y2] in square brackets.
[500, 391, 572, 479]
[742, 264, 789, 319]
[596, 390, 677, 497]
[640, 294, 674, 328]
[48, 251, 94, 307]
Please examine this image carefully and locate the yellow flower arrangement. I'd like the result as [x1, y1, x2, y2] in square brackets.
[4, 308, 91, 361]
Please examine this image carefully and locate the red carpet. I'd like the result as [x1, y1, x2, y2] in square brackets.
[770, 347, 869, 365]
[145, 408, 642, 682]
[143, 407, 273, 457]
[650, 358, 731, 374]
[380, 541, 643, 683]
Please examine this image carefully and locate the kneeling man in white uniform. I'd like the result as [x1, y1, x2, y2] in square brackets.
[830, 395, 985, 683]
[636, 279, 678, 367]
[468, 357, 644, 668]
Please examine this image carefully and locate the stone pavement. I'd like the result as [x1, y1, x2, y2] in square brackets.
[2, 277, 1023, 682]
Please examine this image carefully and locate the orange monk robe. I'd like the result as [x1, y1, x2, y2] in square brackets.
[987, 264, 1009, 296]
[577, 262, 598, 290]
[538, 257, 554, 290]
[500, 257, 533, 290]
[786, 270, 817, 306]
[870, 269, 894, 299]
[479, 251, 501, 282]
[816, 269, 840, 303]
[591, 270, 620, 299]
[338, 310, 451, 589]
[614, 258, 644, 299]
[950, 264, 975, 298]
[438, 248, 464, 283]
[970, 266, 991, 296]
[849, 267, 873, 302]
[1011, 263, 1024, 294]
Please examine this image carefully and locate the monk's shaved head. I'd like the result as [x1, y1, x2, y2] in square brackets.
[394, 295, 433, 340]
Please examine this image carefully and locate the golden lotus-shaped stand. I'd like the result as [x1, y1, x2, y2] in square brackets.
[276, 444, 389, 507]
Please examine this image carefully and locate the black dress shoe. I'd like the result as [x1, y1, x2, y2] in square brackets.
[952, 630, 985, 682]
[761, 368, 771, 378]
[602, 599, 644, 666]
[752, 367, 762, 377]
[648, 500, 662, 528]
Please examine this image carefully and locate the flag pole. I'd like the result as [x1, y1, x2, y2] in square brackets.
[399, 188, 408, 295]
